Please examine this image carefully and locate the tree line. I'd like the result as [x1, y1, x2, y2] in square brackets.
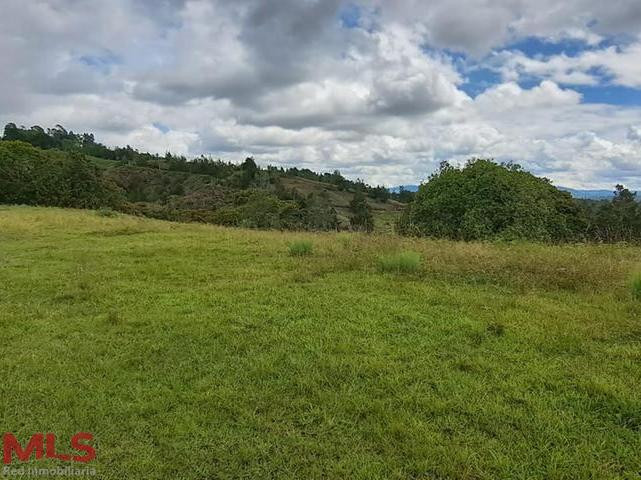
[0, 124, 382, 232]
[3, 123, 639, 242]
[2, 123, 401, 202]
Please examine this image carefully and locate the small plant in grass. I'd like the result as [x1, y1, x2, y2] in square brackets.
[288, 240, 313, 257]
[377, 251, 421, 274]
[96, 207, 118, 218]
[632, 275, 641, 300]
[107, 310, 120, 325]
[487, 322, 506, 336]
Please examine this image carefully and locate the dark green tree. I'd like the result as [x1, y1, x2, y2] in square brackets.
[400, 159, 586, 241]
[349, 190, 374, 232]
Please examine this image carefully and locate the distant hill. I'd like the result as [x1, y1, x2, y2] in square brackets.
[388, 185, 419, 193]
[558, 187, 618, 200]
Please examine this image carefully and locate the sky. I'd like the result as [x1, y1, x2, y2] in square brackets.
[1, 0, 641, 188]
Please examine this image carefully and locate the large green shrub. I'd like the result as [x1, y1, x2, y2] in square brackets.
[0, 141, 120, 209]
[399, 159, 586, 242]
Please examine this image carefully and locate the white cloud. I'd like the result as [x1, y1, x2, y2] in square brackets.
[475, 81, 582, 112]
[492, 40, 641, 88]
[0, 0, 641, 189]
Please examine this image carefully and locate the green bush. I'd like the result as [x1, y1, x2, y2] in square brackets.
[0, 141, 120, 209]
[96, 207, 118, 217]
[378, 251, 421, 273]
[402, 159, 586, 242]
[288, 240, 313, 256]
[632, 275, 641, 300]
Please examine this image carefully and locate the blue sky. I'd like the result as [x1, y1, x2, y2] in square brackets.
[1, 0, 640, 188]
[454, 36, 641, 106]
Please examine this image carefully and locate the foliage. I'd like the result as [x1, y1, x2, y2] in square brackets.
[96, 207, 119, 218]
[288, 240, 313, 256]
[3, 123, 115, 159]
[349, 190, 374, 232]
[399, 159, 587, 242]
[377, 251, 421, 273]
[1, 123, 391, 202]
[586, 185, 641, 242]
[0, 141, 119, 209]
[0, 140, 342, 232]
[6, 124, 641, 242]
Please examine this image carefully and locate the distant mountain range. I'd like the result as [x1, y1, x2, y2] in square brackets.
[389, 185, 419, 193]
[557, 187, 618, 200]
[390, 185, 635, 200]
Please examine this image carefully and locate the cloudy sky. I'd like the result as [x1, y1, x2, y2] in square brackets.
[2, 0, 641, 188]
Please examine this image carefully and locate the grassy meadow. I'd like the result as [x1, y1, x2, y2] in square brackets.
[1, 206, 641, 479]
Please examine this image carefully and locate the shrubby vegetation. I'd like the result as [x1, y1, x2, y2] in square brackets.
[583, 185, 641, 242]
[0, 124, 389, 232]
[0, 141, 119, 209]
[3, 124, 641, 242]
[397, 159, 584, 241]
[398, 159, 641, 243]
[349, 190, 374, 232]
[2, 123, 392, 201]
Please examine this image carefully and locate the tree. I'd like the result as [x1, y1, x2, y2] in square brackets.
[2, 123, 19, 141]
[349, 190, 374, 232]
[237, 157, 259, 188]
[400, 159, 586, 241]
[369, 185, 390, 203]
[589, 185, 641, 242]
[0, 141, 118, 209]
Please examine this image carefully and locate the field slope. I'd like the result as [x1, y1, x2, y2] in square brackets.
[1, 207, 640, 479]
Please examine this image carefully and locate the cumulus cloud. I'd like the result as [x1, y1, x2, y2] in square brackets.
[0, 0, 640, 188]
[491, 41, 641, 88]
[475, 81, 582, 112]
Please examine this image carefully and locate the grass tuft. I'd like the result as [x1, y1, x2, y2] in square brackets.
[632, 274, 641, 300]
[107, 310, 120, 325]
[377, 251, 421, 274]
[288, 240, 313, 257]
[96, 207, 118, 218]
[487, 322, 506, 336]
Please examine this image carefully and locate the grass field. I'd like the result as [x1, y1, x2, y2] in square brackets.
[1, 206, 641, 479]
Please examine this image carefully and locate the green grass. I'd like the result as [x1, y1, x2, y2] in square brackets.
[1, 207, 641, 479]
[632, 274, 641, 300]
[377, 251, 421, 274]
[288, 239, 313, 256]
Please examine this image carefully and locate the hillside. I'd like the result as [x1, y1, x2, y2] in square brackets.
[100, 162, 405, 231]
[0, 136, 404, 233]
[279, 176, 405, 231]
[1, 207, 640, 479]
